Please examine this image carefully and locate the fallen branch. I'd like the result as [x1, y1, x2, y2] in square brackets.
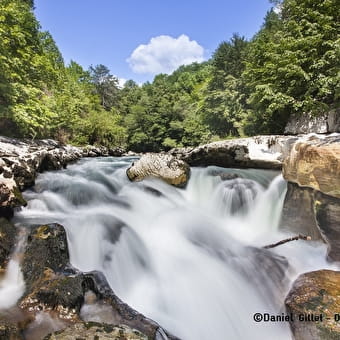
[263, 234, 312, 249]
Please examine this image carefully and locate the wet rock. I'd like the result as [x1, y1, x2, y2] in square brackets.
[21, 224, 70, 290]
[170, 135, 297, 169]
[283, 134, 340, 198]
[0, 218, 16, 270]
[0, 320, 23, 340]
[280, 183, 323, 241]
[19, 224, 84, 321]
[208, 170, 240, 181]
[44, 322, 148, 340]
[314, 192, 340, 262]
[18, 224, 179, 339]
[126, 153, 190, 188]
[285, 270, 340, 340]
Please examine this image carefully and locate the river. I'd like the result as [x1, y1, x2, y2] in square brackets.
[6, 156, 335, 339]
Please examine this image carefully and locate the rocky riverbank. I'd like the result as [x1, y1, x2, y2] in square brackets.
[1, 133, 340, 340]
[0, 137, 125, 218]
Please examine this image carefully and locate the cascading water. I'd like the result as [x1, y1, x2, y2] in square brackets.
[12, 157, 337, 340]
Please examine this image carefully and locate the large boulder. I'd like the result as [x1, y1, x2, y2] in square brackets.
[170, 135, 297, 169]
[283, 134, 340, 198]
[126, 153, 190, 188]
[285, 270, 340, 340]
[281, 134, 340, 261]
[280, 183, 323, 241]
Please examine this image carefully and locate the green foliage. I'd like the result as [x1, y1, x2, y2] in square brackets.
[243, 0, 339, 134]
[0, 0, 338, 150]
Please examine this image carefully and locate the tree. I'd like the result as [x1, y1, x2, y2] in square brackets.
[89, 64, 120, 110]
[243, 0, 339, 134]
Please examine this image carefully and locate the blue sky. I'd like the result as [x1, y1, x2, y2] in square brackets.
[34, 0, 273, 84]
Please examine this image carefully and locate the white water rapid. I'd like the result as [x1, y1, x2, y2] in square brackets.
[13, 157, 337, 340]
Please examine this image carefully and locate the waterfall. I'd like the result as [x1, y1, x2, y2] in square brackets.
[13, 157, 335, 340]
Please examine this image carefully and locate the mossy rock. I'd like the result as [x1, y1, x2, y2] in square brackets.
[285, 270, 340, 340]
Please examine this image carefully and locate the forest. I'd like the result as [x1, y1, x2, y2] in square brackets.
[0, 0, 338, 152]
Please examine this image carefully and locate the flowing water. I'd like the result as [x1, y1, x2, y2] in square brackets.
[4, 157, 337, 339]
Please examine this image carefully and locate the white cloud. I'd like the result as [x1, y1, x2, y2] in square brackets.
[115, 76, 127, 88]
[127, 34, 205, 75]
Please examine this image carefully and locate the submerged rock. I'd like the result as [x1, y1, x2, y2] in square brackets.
[126, 153, 190, 188]
[285, 270, 340, 340]
[44, 322, 148, 340]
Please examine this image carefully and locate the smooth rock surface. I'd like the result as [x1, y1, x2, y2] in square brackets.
[170, 135, 298, 169]
[280, 183, 323, 241]
[283, 134, 340, 198]
[126, 153, 190, 187]
[285, 270, 340, 340]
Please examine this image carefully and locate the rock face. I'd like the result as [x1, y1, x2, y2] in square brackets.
[280, 183, 323, 240]
[285, 270, 340, 340]
[0, 218, 16, 270]
[281, 134, 340, 261]
[283, 134, 340, 198]
[44, 322, 148, 340]
[170, 135, 297, 170]
[126, 153, 190, 187]
[0, 136, 125, 217]
[284, 110, 340, 135]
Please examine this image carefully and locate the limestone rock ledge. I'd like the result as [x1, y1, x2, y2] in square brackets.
[281, 134, 340, 261]
[170, 135, 298, 169]
[285, 270, 340, 340]
[283, 134, 340, 198]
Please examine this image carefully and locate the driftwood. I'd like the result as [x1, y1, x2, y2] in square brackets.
[263, 234, 312, 249]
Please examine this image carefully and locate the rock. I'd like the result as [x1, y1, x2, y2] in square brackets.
[0, 176, 26, 218]
[17, 224, 178, 339]
[0, 218, 16, 270]
[0, 136, 122, 216]
[285, 270, 340, 340]
[283, 134, 340, 198]
[170, 135, 297, 170]
[21, 224, 70, 291]
[208, 170, 240, 180]
[284, 109, 340, 135]
[44, 322, 148, 340]
[0, 320, 23, 340]
[126, 153, 190, 188]
[19, 224, 83, 321]
[280, 183, 323, 241]
[314, 192, 340, 262]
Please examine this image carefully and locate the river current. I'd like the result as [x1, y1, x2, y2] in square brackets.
[3, 156, 336, 339]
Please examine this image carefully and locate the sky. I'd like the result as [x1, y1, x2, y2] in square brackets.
[34, 0, 273, 85]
